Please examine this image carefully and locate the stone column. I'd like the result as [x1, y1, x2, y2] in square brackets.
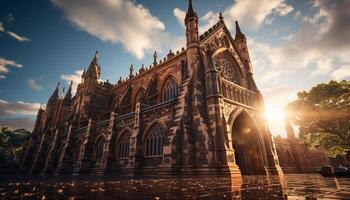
[18, 137, 32, 172]
[128, 102, 142, 174]
[55, 125, 72, 175]
[73, 118, 91, 175]
[41, 129, 59, 174]
[101, 112, 114, 172]
[29, 133, 46, 174]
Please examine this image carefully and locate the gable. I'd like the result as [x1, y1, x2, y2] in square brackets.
[199, 22, 248, 77]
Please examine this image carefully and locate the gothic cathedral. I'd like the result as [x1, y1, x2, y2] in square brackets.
[19, 0, 283, 178]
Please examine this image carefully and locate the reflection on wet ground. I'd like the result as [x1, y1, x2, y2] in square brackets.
[0, 174, 349, 199]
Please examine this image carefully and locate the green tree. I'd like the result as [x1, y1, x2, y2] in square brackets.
[286, 80, 350, 156]
[0, 126, 31, 168]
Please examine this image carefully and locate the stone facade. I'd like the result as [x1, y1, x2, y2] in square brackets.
[274, 119, 331, 173]
[19, 0, 283, 178]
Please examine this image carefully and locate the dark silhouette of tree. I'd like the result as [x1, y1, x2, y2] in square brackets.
[0, 126, 30, 168]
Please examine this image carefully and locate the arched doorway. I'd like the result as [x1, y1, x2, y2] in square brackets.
[231, 112, 266, 175]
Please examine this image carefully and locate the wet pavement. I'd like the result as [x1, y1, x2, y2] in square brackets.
[0, 174, 349, 199]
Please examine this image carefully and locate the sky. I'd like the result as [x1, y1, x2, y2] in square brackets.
[0, 0, 349, 136]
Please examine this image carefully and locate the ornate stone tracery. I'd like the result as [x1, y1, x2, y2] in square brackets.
[214, 52, 241, 84]
[144, 123, 166, 157]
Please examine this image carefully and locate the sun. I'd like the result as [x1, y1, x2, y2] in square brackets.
[265, 107, 287, 137]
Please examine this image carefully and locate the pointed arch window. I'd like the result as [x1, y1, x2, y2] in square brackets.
[94, 137, 105, 161]
[145, 124, 165, 157]
[117, 131, 131, 159]
[162, 77, 179, 102]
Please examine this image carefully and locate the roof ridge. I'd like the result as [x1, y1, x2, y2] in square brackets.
[199, 20, 225, 42]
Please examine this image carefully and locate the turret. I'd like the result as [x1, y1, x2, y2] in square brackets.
[234, 21, 258, 91]
[234, 21, 252, 72]
[185, 0, 199, 48]
[185, 0, 200, 74]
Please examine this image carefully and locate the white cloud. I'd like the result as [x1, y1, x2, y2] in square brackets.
[244, 0, 350, 137]
[0, 75, 5, 80]
[0, 21, 4, 32]
[7, 31, 31, 42]
[60, 70, 84, 94]
[52, 0, 169, 59]
[331, 67, 350, 80]
[0, 117, 35, 131]
[173, 8, 186, 28]
[0, 99, 41, 117]
[247, 0, 350, 83]
[0, 58, 23, 75]
[309, 59, 333, 78]
[223, 0, 293, 29]
[27, 78, 43, 91]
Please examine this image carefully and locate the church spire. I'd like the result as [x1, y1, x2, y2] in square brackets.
[47, 82, 60, 106]
[185, 0, 199, 47]
[185, 0, 197, 22]
[64, 81, 73, 102]
[53, 82, 60, 96]
[235, 21, 246, 40]
[83, 51, 101, 80]
[93, 50, 99, 62]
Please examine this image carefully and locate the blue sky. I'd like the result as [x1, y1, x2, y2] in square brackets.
[0, 0, 349, 136]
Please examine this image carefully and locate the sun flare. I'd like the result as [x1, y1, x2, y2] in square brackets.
[265, 107, 287, 137]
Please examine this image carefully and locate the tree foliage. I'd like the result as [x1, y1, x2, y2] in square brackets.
[286, 80, 350, 157]
[0, 126, 31, 168]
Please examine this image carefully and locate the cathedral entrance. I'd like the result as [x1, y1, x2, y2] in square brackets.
[231, 112, 267, 175]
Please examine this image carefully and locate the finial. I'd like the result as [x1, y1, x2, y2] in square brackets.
[235, 21, 245, 40]
[153, 51, 158, 66]
[219, 13, 223, 22]
[129, 64, 134, 76]
[91, 50, 99, 64]
[64, 81, 72, 101]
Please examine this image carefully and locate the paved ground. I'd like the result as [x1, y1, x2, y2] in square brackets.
[0, 174, 349, 199]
